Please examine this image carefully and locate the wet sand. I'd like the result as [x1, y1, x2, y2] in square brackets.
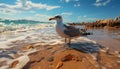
[0, 27, 120, 69]
[88, 29, 120, 51]
[22, 43, 120, 69]
[0, 37, 120, 69]
[88, 34, 120, 51]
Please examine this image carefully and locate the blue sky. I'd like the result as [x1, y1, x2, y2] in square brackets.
[0, 0, 120, 22]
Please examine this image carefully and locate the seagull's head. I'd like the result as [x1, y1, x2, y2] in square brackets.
[49, 15, 62, 22]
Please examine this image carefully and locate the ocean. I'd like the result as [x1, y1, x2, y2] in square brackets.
[0, 20, 120, 50]
[0, 20, 57, 48]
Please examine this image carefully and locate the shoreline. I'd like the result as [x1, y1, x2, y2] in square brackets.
[0, 24, 120, 69]
[0, 36, 120, 69]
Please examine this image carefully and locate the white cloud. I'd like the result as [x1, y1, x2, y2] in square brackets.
[66, 0, 70, 3]
[103, 0, 111, 6]
[74, 3, 80, 7]
[0, 0, 60, 14]
[94, 0, 111, 7]
[75, 0, 79, 1]
[77, 15, 87, 18]
[35, 14, 50, 17]
[34, 14, 52, 21]
[61, 12, 72, 16]
[96, 0, 102, 2]
[0, 8, 18, 14]
[60, 0, 79, 3]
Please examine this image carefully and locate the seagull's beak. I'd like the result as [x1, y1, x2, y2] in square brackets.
[49, 17, 56, 21]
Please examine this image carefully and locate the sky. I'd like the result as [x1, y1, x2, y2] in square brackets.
[0, 0, 120, 22]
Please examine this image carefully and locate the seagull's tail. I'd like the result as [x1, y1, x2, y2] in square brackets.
[79, 29, 92, 36]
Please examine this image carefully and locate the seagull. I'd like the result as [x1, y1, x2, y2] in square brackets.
[49, 15, 91, 44]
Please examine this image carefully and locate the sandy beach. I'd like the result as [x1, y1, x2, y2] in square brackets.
[0, 23, 120, 69]
[0, 34, 120, 69]
[0, 20, 120, 69]
[22, 43, 120, 69]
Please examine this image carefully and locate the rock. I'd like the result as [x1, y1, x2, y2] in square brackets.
[61, 54, 83, 62]
[114, 51, 120, 55]
[106, 50, 119, 55]
[100, 47, 109, 53]
[10, 55, 30, 69]
[26, 45, 34, 49]
[104, 26, 117, 30]
[56, 61, 63, 69]
[36, 57, 44, 62]
[114, 26, 119, 28]
[73, 56, 81, 61]
[84, 16, 120, 29]
[11, 60, 19, 68]
[61, 54, 74, 62]
[22, 45, 34, 51]
[47, 56, 54, 62]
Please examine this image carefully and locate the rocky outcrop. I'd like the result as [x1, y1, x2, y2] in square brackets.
[84, 16, 120, 28]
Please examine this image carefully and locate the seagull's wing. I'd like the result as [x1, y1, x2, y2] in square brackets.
[64, 25, 82, 37]
[64, 24, 76, 30]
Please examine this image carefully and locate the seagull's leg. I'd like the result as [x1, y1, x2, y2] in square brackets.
[64, 38, 68, 46]
[65, 38, 67, 43]
[68, 38, 71, 45]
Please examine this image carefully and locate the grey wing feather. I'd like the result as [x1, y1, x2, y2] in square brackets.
[64, 24, 76, 30]
[64, 24, 91, 37]
[64, 26, 82, 37]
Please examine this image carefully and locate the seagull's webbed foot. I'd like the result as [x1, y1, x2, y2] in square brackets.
[67, 43, 71, 45]
[66, 43, 71, 47]
[64, 38, 71, 47]
[62, 43, 71, 50]
[64, 42, 70, 47]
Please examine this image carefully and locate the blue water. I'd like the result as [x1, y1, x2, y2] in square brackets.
[0, 19, 120, 50]
[0, 19, 54, 33]
[0, 20, 55, 43]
